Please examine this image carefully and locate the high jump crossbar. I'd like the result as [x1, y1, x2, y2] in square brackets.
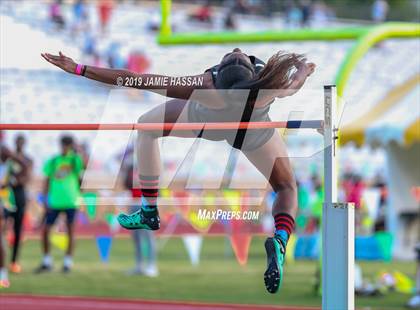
[0, 120, 322, 131]
[0, 86, 354, 309]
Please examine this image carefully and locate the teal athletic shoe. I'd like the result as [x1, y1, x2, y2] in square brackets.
[117, 208, 160, 230]
[264, 237, 286, 294]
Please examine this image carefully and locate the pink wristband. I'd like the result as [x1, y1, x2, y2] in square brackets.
[75, 64, 83, 75]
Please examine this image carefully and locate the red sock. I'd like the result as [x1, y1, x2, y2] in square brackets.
[139, 175, 159, 210]
[274, 213, 295, 237]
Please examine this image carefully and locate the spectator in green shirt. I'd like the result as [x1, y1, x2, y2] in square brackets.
[35, 135, 83, 273]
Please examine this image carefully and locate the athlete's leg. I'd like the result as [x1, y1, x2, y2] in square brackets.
[136, 99, 197, 175]
[65, 221, 74, 256]
[63, 209, 77, 272]
[0, 209, 10, 287]
[35, 209, 58, 273]
[41, 209, 59, 257]
[0, 212, 4, 269]
[243, 131, 297, 294]
[243, 132, 297, 217]
[41, 224, 51, 257]
[118, 99, 197, 230]
[137, 99, 196, 209]
[132, 227, 143, 267]
[10, 186, 26, 269]
[142, 229, 158, 276]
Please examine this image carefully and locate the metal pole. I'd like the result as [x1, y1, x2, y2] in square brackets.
[322, 85, 355, 310]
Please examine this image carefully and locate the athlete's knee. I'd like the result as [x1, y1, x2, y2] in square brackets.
[137, 115, 157, 138]
[137, 114, 149, 129]
[137, 113, 149, 124]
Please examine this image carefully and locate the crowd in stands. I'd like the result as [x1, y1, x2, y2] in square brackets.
[48, 0, 151, 72]
[43, 0, 392, 71]
[183, 0, 391, 30]
[187, 0, 334, 30]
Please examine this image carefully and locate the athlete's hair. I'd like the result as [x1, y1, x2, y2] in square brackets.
[232, 51, 304, 91]
[215, 51, 304, 108]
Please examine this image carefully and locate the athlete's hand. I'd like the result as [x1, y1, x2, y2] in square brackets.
[296, 59, 316, 77]
[276, 59, 316, 98]
[41, 52, 77, 74]
[306, 62, 316, 76]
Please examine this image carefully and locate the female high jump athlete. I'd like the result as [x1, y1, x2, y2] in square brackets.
[42, 48, 315, 294]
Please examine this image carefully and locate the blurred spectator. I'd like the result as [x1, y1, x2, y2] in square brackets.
[189, 1, 213, 24]
[343, 174, 365, 209]
[283, 0, 331, 28]
[127, 50, 150, 73]
[309, 173, 323, 229]
[342, 173, 366, 230]
[146, 11, 161, 32]
[49, 0, 66, 30]
[261, 0, 276, 17]
[82, 31, 97, 56]
[371, 0, 389, 23]
[82, 31, 104, 67]
[106, 42, 126, 69]
[81, 29, 106, 67]
[121, 146, 158, 277]
[286, 2, 303, 28]
[0, 214, 6, 288]
[0, 133, 30, 287]
[35, 136, 84, 274]
[71, 0, 89, 37]
[231, 0, 253, 14]
[372, 173, 388, 232]
[224, 9, 237, 30]
[311, 1, 330, 27]
[4, 135, 32, 274]
[75, 141, 89, 168]
[406, 243, 420, 308]
[98, 0, 114, 34]
[0, 132, 10, 288]
[300, 0, 312, 27]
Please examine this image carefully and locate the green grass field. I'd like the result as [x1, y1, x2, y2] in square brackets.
[1, 236, 414, 309]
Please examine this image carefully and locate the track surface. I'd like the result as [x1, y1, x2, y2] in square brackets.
[0, 294, 317, 310]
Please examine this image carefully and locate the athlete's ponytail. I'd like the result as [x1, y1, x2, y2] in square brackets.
[232, 51, 304, 91]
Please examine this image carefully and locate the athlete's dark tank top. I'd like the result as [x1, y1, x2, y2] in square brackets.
[188, 55, 274, 150]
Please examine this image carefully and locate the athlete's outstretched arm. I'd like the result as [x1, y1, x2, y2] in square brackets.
[41, 52, 214, 100]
